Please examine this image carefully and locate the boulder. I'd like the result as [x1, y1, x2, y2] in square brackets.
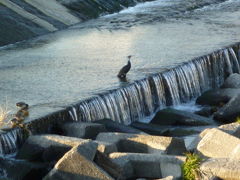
[221, 73, 240, 88]
[61, 122, 107, 139]
[94, 119, 146, 134]
[213, 94, 240, 123]
[0, 157, 50, 180]
[218, 122, 240, 138]
[196, 88, 240, 106]
[200, 158, 240, 180]
[109, 152, 186, 179]
[96, 132, 186, 155]
[44, 144, 113, 180]
[94, 151, 124, 180]
[184, 128, 212, 151]
[151, 108, 211, 126]
[130, 122, 169, 136]
[194, 106, 217, 117]
[197, 128, 240, 158]
[94, 140, 118, 155]
[16, 135, 86, 161]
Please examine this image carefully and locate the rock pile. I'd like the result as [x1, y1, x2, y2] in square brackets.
[2, 73, 240, 180]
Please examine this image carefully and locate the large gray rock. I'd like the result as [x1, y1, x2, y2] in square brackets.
[196, 88, 240, 106]
[151, 108, 211, 126]
[132, 122, 205, 137]
[96, 132, 186, 155]
[130, 122, 169, 136]
[200, 158, 240, 180]
[94, 151, 124, 180]
[197, 128, 240, 158]
[0, 157, 50, 180]
[218, 122, 240, 138]
[16, 134, 86, 161]
[61, 122, 107, 139]
[94, 140, 118, 155]
[221, 73, 240, 88]
[214, 93, 240, 123]
[95, 119, 146, 134]
[109, 152, 186, 179]
[44, 143, 113, 180]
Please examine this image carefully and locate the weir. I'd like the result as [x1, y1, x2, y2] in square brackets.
[0, 42, 240, 155]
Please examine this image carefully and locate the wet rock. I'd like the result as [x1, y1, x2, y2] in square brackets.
[95, 119, 146, 134]
[130, 122, 169, 136]
[213, 93, 240, 123]
[109, 152, 185, 179]
[221, 73, 240, 89]
[0, 157, 50, 180]
[44, 143, 113, 180]
[61, 122, 107, 139]
[196, 88, 240, 106]
[194, 106, 217, 117]
[200, 158, 240, 180]
[162, 126, 214, 137]
[96, 132, 186, 155]
[151, 108, 211, 126]
[197, 128, 240, 158]
[16, 134, 86, 161]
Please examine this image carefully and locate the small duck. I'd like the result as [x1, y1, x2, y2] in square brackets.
[16, 102, 29, 117]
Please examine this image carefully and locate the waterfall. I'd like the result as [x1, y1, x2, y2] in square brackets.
[0, 128, 24, 155]
[68, 45, 240, 124]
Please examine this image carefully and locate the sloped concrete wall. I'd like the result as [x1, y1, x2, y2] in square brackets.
[0, 0, 153, 46]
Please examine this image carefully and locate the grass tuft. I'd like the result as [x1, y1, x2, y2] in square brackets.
[236, 117, 240, 124]
[182, 152, 202, 180]
[0, 101, 11, 127]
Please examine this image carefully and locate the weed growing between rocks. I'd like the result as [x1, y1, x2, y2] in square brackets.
[236, 116, 240, 124]
[182, 152, 202, 180]
[0, 102, 11, 127]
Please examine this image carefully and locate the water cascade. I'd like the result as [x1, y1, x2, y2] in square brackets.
[1, 43, 240, 155]
[0, 128, 24, 155]
[68, 44, 240, 124]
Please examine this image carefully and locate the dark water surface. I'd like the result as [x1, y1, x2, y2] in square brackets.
[0, 0, 240, 121]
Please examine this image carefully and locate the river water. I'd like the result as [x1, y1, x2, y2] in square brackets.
[0, 0, 240, 121]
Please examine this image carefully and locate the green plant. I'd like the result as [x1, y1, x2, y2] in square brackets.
[236, 116, 240, 124]
[182, 152, 202, 180]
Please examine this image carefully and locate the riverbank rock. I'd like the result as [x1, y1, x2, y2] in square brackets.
[95, 119, 146, 134]
[16, 135, 86, 161]
[196, 88, 240, 106]
[221, 73, 240, 88]
[96, 132, 186, 155]
[130, 122, 169, 136]
[61, 122, 107, 139]
[109, 152, 185, 179]
[151, 108, 211, 126]
[200, 158, 240, 180]
[0, 157, 50, 180]
[94, 141, 118, 155]
[197, 128, 240, 158]
[94, 151, 124, 179]
[218, 122, 240, 138]
[44, 143, 113, 180]
[213, 93, 240, 123]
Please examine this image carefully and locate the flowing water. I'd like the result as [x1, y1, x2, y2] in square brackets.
[0, 0, 240, 122]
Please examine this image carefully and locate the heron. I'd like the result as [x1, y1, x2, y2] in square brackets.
[117, 55, 132, 79]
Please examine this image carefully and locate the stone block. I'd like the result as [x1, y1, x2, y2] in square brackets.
[96, 132, 186, 155]
[197, 128, 240, 158]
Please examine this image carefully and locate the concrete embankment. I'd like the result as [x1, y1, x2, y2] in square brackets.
[0, 0, 153, 46]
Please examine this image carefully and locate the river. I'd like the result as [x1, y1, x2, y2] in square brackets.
[0, 0, 240, 121]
